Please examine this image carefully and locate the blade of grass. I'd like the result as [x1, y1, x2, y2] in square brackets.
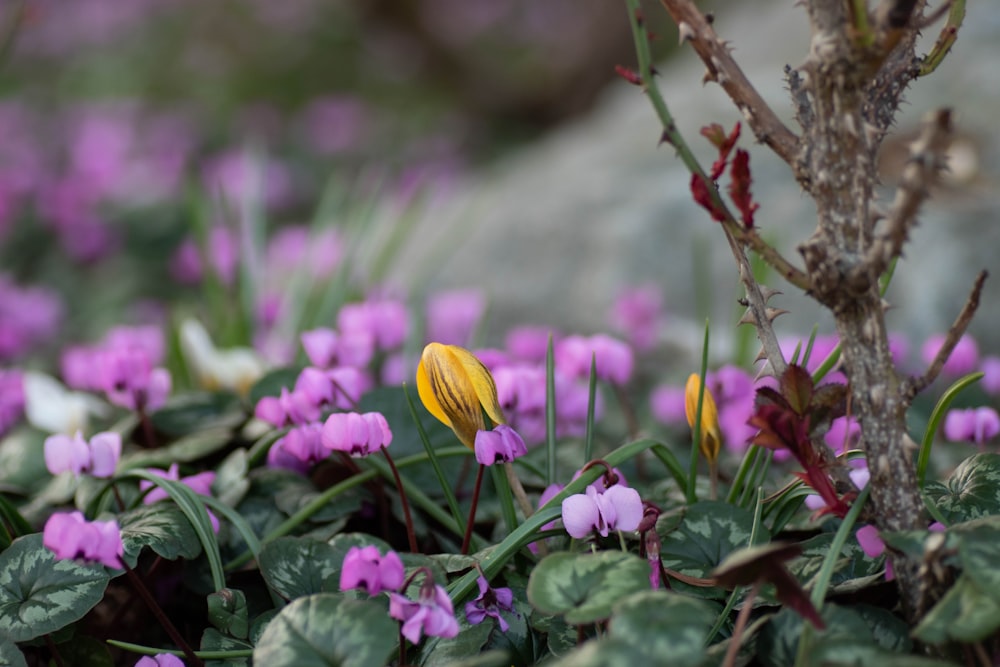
[917, 371, 984, 486]
[584, 354, 598, 464]
[649, 442, 689, 497]
[687, 320, 710, 504]
[546, 334, 557, 485]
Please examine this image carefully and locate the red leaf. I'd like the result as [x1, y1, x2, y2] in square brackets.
[728, 149, 760, 229]
[614, 65, 643, 86]
[690, 173, 727, 222]
[700, 122, 741, 179]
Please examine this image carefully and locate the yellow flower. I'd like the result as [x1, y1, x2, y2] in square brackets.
[416, 343, 506, 449]
[684, 373, 722, 465]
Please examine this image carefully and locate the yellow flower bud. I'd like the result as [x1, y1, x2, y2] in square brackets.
[684, 373, 722, 465]
[416, 343, 506, 449]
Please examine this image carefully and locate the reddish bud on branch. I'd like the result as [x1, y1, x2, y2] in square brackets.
[614, 65, 643, 86]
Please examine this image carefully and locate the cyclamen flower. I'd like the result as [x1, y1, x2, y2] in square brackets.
[981, 356, 1000, 395]
[43, 511, 123, 569]
[474, 425, 527, 465]
[140, 464, 216, 504]
[921, 333, 980, 377]
[44, 430, 121, 478]
[943, 407, 1000, 446]
[389, 583, 459, 643]
[561, 485, 643, 539]
[255, 387, 319, 427]
[338, 298, 409, 351]
[339, 545, 405, 596]
[301, 327, 374, 369]
[609, 283, 664, 352]
[98, 347, 171, 412]
[554, 334, 634, 385]
[321, 411, 392, 457]
[425, 289, 486, 347]
[135, 655, 184, 667]
[269, 422, 327, 470]
[465, 575, 516, 632]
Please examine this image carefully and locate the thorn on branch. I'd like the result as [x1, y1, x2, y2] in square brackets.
[614, 64, 643, 86]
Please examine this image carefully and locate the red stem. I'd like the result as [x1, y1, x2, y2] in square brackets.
[381, 445, 418, 553]
[461, 464, 486, 555]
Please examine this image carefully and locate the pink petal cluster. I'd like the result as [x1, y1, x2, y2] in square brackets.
[339, 545, 405, 596]
[44, 430, 121, 478]
[474, 425, 527, 465]
[943, 407, 1000, 446]
[43, 511, 123, 569]
[321, 411, 392, 457]
[389, 584, 459, 644]
[554, 334, 634, 386]
[561, 485, 643, 539]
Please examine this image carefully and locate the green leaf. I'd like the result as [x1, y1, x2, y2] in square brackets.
[852, 604, 911, 653]
[756, 605, 873, 667]
[214, 448, 251, 507]
[150, 391, 245, 437]
[609, 590, 715, 667]
[253, 593, 397, 667]
[258, 536, 342, 601]
[659, 501, 769, 598]
[248, 368, 302, 405]
[201, 627, 253, 667]
[120, 428, 234, 470]
[208, 588, 250, 640]
[0, 637, 27, 667]
[788, 531, 884, 589]
[0, 534, 110, 642]
[526, 551, 649, 625]
[924, 453, 1000, 522]
[119, 502, 202, 565]
[913, 574, 1000, 644]
[954, 516, 1000, 601]
[55, 634, 114, 667]
[807, 639, 958, 667]
[544, 638, 662, 667]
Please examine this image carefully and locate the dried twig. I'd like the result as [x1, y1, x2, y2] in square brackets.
[659, 0, 800, 169]
[903, 271, 989, 400]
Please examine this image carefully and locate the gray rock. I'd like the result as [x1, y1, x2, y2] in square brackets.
[389, 1, 1000, 361]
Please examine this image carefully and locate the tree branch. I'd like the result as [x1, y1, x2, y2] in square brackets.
[903, 270, 989, 400]
[860, 108, 953, 283]
[660, 0, 800, 169]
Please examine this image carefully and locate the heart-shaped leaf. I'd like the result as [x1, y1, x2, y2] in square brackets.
[0, 534, 110, 642]
[924, 453, 1000, 522]
[659, 501, 768, 598]
[527, 551, 649, 624]
[0, 637, 27, 667]
[119, 502, 202, 565]
[913, 574, 1000, 644]
[258, 536, 343, 601]
[208, 588, 250, 639]
[253, 593, 397, 667]
[609, 590, 716, 667]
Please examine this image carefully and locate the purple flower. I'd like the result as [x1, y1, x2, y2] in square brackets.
[555, 334, 634, 385]
[474, 425, 527, 465]
[43, 511, 122, 569]
[265, 225, 343, 281]
[135, 654, 185, 667]
[824, 416, 863, 462]
[805, 467, 869, 512]
[943, 407, 1000, 446]
[255, 387, 319, 427]
[140, 464, 216, 505]
[0, 274, 63, 362]
[337, 298, 409, 352]
[505, 325, 558, 362]
[44, 430, 121, 478]
[389, 583, 459, 643]
[339, 545, 405, 596]
[650, 385, 686, 425]
[321, 411, 392, 457]
[561, 485, 643, 539]
[98, 347, 171, 412]
[982, 356, 1000, 395]
[269, 422, 327, 469]
[301, 328, 374, 370]
[170, 226, 239, 286]
[609, 283, 664, 352]
[464, 575, 516, 631]
[425, 289, 486, 347]
[921, 333, 980, 377]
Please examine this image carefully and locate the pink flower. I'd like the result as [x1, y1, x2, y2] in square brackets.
[943, 407, 1000, 446]
[609, 283, 664, 352]
[921, 334, 980, 377]
[43, 511, 122, 569]
[44, 430, 121, 478]
[389, 583, 459, 643]
[980, 356, 1000, 395]
[425, 289, 486, 347]
[321, 411, 392, 457]
[855, 524, 891, 579]
[474, 425, 527, 465]
[339, 545, 405, 596]
[170, 226, 239, 286]
[337, 298, 409, 352]
[98, 347, 171, 412]
[555, 334, 634, 385]
[135, 654, 185, 667]
[270, 422, 327, 469]
[140, 464, 216, 505]
[561, 485, 643, 539]
[505, 326, 557, 362]
[255, 387, 319, 427]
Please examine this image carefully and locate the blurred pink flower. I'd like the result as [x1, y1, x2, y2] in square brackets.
[0, 369, 24, 437]
[43, 511, 122, 569]
[921, 333, 979, 377]
[609, 283, 664, 352]
[44, 430, 121, 478]
[0, 275, 63, 362]
[943, 407, 1000, 446]
[338, 298, 409, 351]
[554, 334, 634, 385]
[504, 325, 557, 362]
[170, 226, 239, 286]
[425, 289, 486, 347]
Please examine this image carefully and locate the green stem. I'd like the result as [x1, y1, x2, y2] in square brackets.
[462, 465, 486, 555]
[381, 445, 418, 553]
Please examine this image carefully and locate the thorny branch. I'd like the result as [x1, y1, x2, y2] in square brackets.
[658, 0, 800, 169]
[860, 108, 953, 286]
[903, 270, 989, 400]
